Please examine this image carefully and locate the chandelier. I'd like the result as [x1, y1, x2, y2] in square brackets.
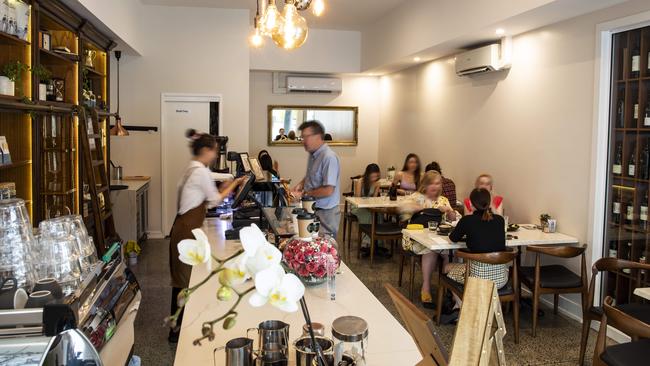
[249, 0, 326, 50]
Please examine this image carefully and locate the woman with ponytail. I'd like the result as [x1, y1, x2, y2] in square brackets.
[446, 188, 508, 310]
[167, 129, 244, 343]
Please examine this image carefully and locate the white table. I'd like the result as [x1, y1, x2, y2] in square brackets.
[634, 287, 650, 300]
[402, 227, 580, 251]
[174, 218, 421, 366]
[345, 196, 408, 209]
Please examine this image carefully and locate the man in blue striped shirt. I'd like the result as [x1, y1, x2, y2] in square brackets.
[292, 121, 341, 238]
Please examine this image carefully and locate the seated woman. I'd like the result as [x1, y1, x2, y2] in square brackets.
[464, 173, 504, 216]
[401, 171, 458, 307]
[393, 153, 421, 195]
[352, 164, 381, 250]
[447, 188, 508, 309]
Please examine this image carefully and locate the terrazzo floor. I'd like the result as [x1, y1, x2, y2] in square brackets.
[130, 235, 601, 365]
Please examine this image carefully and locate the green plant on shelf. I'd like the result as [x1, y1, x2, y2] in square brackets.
[2, 61, 30, 96]
[31, 65, 52, 83]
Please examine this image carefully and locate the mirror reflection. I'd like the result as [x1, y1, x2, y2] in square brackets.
[268, 106, 358, 146]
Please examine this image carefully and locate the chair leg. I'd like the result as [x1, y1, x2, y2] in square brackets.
[409, 256, 416, 302]
[357, 230, 363, 259]
[578, 317, 591, 366]
[342, 216, 348, 244]
[513, 298, 520, 344]
[532, 289, 539, 337]
[370, 235, 376, 266]
[553, 293, 559, 315]
[435, 284, 444, 325]
[398, 254, 405, 287]
[346, 221, 353, 263]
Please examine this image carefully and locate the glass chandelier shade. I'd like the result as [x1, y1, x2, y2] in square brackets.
[272, 2, 308, 50]
[259, 0, 284, 36]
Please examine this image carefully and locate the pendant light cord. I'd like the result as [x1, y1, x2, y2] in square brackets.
[115, 50, 121, 116]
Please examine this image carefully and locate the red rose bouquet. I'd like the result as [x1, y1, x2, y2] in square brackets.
[282, 236, 340, 286]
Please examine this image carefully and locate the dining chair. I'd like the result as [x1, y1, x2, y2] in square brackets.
[519, 245, 588, 337]
[592, 296, 650, 366]
[578, 257, 650, 365]
[397, 247, 419, 302]
[435, 249, 520, 343]
[342, 175, 362, 261]
[357, 207, 403, 266]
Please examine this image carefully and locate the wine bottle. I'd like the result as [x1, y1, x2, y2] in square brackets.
[613, 190, 622, 224]
[640, 255, 647, 279]
[618, 99, 625, 127]
[645, 104, 650, 127]
[613, 143, 623, 175]
[640, 143, 649, 180]
[629, 144, 636, 177]
[634, 103, 640, 124]
[632, 43, 641, 78]
[626, 198, 634, 225]
[608, 241, 618, 258]
[641, 190, 648, 231]
[389, 183, 398, 201]
[623, 242, 632, 273]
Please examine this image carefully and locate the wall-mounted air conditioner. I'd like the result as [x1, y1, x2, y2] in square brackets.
[455, 39, 512, 77]
[286, 76, 342, 94]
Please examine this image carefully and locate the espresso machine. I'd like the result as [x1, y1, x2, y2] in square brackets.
[212, 135, 230, 173]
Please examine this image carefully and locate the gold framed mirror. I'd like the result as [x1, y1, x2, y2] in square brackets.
[267, 105, 358, 146]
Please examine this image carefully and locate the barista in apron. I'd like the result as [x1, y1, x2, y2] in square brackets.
[168, 129, 243, 343]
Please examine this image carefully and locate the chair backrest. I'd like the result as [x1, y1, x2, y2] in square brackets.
[350, 175, 363, 196]
[587, 258, 650, 311]
[593, 296, 650, 365]
[526, 244, 587, 258]
[456, 249, 517, 265]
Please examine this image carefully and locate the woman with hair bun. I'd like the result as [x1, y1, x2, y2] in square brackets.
[167, 129, 243, 343]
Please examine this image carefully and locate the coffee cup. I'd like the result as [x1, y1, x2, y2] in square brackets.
[297, 213, 320, 239]
[0, 278, 28, 310]
[302, 196, 316, 214]
[33, 278, 63, 299]
[26, 290, 55, 308]
[291, 208, 306, 231]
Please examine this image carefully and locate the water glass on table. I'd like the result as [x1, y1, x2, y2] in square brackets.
[428, 221, 439, 232]
[379, 191, 388, 200]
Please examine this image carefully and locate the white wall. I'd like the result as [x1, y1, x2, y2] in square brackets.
[378, 0, 650, 315]
[250, 29, 361, 74]
[249, 71, 380, 192]
[109, 5, 250, 237]
[73, 0, 145, 54]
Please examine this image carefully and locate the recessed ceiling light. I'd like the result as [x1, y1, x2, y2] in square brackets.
[368, 73, 375, 76]
[496, 28, 505, 35]
[413, 57, 421, 62]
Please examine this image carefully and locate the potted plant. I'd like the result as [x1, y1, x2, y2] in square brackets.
[540, 213, 551, 231]
[1, 61, 29, 97]
[31, 65, 52, 101]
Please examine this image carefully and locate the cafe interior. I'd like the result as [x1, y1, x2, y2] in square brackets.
[2, 0, 650, 365]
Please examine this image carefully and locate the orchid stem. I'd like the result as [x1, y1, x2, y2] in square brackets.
[206, 286, 255, 327]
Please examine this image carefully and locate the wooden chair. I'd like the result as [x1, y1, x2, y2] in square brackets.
[519, 245, 588, 337]
[357, 207, 403, 266]
[592, 296, 650, 366]
[342, 175, 362, 261]
[435, 249, 520, 344]
[397, 247, 420, 301]
[579, 258, 650, 365]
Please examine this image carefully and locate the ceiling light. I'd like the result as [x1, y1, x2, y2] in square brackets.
[249, 27, 264, 48]
[414, 57, 421, 62]
[260, 0, 283, 36]
[252, 0, 326, 50]
[496, 28, 505, 35]
[272, 0, 308, 50]
[312, 0, 325, 16]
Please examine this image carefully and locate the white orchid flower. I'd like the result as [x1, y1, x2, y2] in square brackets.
[177, 229, 211, 266]
[219, 253, 250, 287]
[246, 243, 282, 275]
[249, 265, 305, 312]
[239, 224, 269, 257]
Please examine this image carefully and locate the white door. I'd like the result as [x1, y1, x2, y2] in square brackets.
[161, 94, 221, 235]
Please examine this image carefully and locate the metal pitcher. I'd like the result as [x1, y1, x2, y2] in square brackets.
[214, 337, 254, 366]
[247, 320, 290, 363]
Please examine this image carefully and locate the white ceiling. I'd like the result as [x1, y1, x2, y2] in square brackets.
[139, 0, 408, 30]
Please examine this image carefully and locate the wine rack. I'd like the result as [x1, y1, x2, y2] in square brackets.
[605, 26, 650, 306]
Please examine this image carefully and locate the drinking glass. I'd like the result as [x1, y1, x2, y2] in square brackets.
[379, 191, 388, 200]
[428, 221, 439, 232]
[0, 199, 39, 290]
[38, 218, 82, 295]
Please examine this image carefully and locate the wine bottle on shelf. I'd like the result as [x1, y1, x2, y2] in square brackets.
[628, 144, 636, 177]
[640, 255, 647, 279]
[634, 103, 640, 124]
[618, 99, 625, 128]
[645, 104, 650, 127]
[623, 242, 632, 273]
[608, 241, 618, 258]
[640, 142, 649, 180]
[632, 43, 641, 78]
[613, 143, 623, 175]
[641, 190, 648, 231]
[613, 190, 622, 224]
[625, 198, 634, 225]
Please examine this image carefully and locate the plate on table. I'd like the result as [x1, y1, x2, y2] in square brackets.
[507, 224, 520, 232]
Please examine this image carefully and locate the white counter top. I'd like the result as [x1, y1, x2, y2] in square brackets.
[634, 287, 650, 300]
[403, 226, 579, 251]
[174, 218, 421, 366]
[110, 178, 150, 192]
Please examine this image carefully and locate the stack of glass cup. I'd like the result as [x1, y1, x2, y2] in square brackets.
[0, 199, 39, 290]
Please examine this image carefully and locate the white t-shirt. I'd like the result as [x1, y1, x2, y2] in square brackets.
[178, 161, 222, 215]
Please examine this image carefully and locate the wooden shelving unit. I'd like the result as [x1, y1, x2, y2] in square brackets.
[605, 26, 650, 306]
[0, 0, 114, 230]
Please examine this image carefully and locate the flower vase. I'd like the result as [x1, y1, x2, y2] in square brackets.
[282, 236, 340, 286]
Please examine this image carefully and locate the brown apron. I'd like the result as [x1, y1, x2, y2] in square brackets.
[169, 166, 207, 288]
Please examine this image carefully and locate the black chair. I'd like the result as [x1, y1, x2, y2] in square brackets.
[342, 175, 362, 261]
[578, 257, 650, 365]
[593, 296, 650, 366]
[357, 207, 403, 266]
